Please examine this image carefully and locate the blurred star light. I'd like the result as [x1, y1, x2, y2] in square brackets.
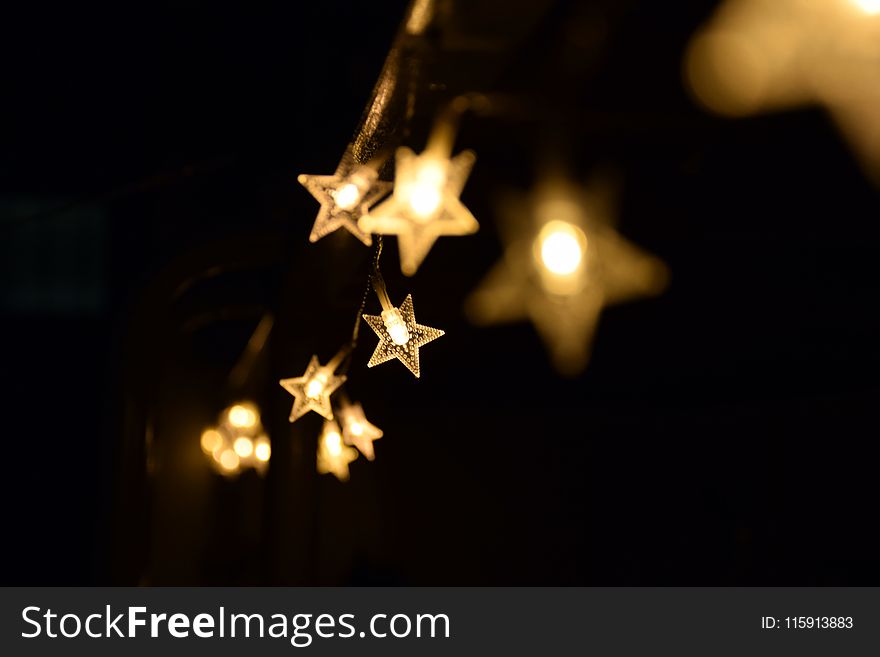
[200, 402, 270, 477]
[684, 0, 880, 182]
[465, 177, 668, 375]
[317, 419, 358, 482]
[338, 400, 383, 460]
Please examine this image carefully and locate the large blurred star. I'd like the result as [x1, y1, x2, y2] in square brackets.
[363, 294, 444, 378]
[317, 419, 358, 482]
[298, 148, 392, 245]
[685, 0, 880, 182]
[465, 178, 668, 375]
[339, 400, 383, 461]
[359, 146, 478, 275]
[279, 355, 346, 422]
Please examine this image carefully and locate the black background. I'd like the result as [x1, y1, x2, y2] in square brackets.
[2, 0, 879, 585]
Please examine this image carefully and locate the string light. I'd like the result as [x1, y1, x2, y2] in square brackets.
[316, 419, 358, 481]
[298, 148, 392, 246]
[201, 401, 271, 477]
[279, 352, 347, 422]
[362, 266, 444, 378]
[466, 176, 668, 375]
[338, 399, 383, 460]
[358, 111, 478, 275]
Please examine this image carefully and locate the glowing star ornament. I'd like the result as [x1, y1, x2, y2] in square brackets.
[279, 355, 347, 422]
[363, 283, 444, 378]
[465, 177, 668, 375]
[684, 0, 880, 182]
[338, 400, 383, 461]
[359, 140, 478, 276]
[298, 148, 392, 245]
[317, 419, 358, 482]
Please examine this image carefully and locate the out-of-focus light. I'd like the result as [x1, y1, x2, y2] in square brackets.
[200, 429, 222, 454]
[333, 183, 361, 211]
[317, 419, 358, 481]
[254, 439, 271, 462]
[305, 370, 329, 399]
[219, 449, 240, 472]
[339, 400, 383, 461]
[854, 0, 880, 15]
[538, 220, 586, 275]
[406, 159, 445, 218]
[233, 436, 254, 458]
[227, 403, 257, 429]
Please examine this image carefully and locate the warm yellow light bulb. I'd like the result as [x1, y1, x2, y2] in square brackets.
[305, 371, 328, 399]
[227, 403, 257, 429]
[539, 221, 586, 276]
[325, 431, 343, 456]
[334, 182, 361, 210]
[854, 0, 880, 15]
[233, 436, 253, 458]
[200, 429, 222, 454]
[381, 307, 410, 345]
[406, 159, 445, 218]
[255, 440, 271, 462]
[349, 421, 364, 437]
[219, 449, 240, 472]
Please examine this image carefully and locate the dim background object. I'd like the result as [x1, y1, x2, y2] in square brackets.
[685, 0, 880, 184]
[2, 0, 880, 585]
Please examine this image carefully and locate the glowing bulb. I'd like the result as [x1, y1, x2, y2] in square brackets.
[219, 449, 240, 472]
[538, 221, 586, 276]
[227, 403, 257, 429]
[255, 440, 271, 462]
[334, 182, 361, 210]
[233, 436, 253, 458]
[349, 421, 364, 436]
[407, 159, 445, 218]
[381, 307, 410, 345]
[854, 0, 880, 15]
[305, 371, 328, 399]
[325, 430, 343, 456]
[200, 429, 222, 454]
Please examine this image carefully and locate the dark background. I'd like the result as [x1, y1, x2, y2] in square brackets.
[2, 0, 879, 585]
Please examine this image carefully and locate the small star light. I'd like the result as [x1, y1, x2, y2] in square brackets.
[279, 353, 347, 422]
[358, 122, 478, 275]
[338, 400, 383, 461]
[465, 177, 668, 375]
[317, 418, 358, 482]
[362, 273, 445, 377]
[684, 0, 880, 181]
[298, 148, 392, 245]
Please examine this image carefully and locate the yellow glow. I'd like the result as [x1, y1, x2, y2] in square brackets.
[324, 430, 343, 456]
[200, 429, 222, 454]
[407, 159, 445, 218]
[255, 440, 271, 462]
[854, 0, 880, 15]
[349, 421, 364, 437]
[381, 307, 410, 345]
[305, 371, 328, 399]
[233, 436, 254, 458]
[539, 221, 586, 275]
[334, 183, 361, 210]
[227, 403, 257, 429]
[219, 449, 240, 472]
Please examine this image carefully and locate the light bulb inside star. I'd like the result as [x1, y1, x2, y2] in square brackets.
[538, 220, 586, 276]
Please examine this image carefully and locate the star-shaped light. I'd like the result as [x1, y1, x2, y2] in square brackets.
[359, 146, 478, 275]
[362, 293, 444, 378]
[465, 177, 668, 375]
[317, 419, 358, 482]
[338, 400, 383, 461]
[279, 355, 346, 422]
[298, 149, 392, 245]
[685, 0, 880, 182]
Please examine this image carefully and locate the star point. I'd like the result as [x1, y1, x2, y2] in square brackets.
[279, 355, 346, 423]
[362, 294, 444, 378]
